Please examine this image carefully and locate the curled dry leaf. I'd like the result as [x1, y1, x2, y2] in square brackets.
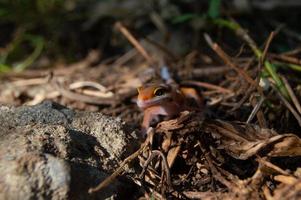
[156, 111, 191, 132]
[204, 120, 301, 160]
[155, 111, 204, 169]
[166, 145, 180, 168]
[269, 135, 301, 157]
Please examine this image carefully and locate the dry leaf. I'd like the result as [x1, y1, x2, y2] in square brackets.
[204, 120, 301, 159]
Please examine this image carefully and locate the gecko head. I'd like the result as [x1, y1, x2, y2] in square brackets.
[137, 83, 172, 108]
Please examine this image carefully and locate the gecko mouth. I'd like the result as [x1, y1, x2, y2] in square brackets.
[137, 95, 172, 108]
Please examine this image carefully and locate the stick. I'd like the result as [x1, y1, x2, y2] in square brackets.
[271, 82, 301, 127]
[115, 22, 154, 65]
[88, 129, 153, 193]
[204, 33, 263, 95]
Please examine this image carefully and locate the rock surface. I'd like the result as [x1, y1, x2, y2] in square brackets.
[0, 101, 140, 200]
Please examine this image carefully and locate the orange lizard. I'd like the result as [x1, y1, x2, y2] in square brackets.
[137, 82, 203, 135]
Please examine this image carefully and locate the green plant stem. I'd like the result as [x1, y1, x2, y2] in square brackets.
[213, 18, 290, 99]
[0, 64, 11, 73]
[287, 64, 301, 72]
[15, 36, 44, 71]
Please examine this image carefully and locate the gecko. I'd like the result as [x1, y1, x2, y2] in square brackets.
[137, 82, 203, 135]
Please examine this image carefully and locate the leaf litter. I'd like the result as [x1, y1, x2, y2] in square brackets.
[1, 20, 301, 199]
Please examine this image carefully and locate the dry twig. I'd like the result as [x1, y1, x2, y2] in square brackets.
[115, 22, 154, 65]
[270, 81, 301, 127]
[204, 33, 263, 95]
[281, 76, 301, 115]
[88, 128, 154, 193]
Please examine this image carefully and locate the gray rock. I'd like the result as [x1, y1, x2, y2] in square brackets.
[0, 101, 140, 200]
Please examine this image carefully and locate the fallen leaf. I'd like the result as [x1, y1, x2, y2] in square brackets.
[204, 120, 301, 159]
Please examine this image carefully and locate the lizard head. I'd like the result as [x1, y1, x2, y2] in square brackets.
[137, 83, 173, 109]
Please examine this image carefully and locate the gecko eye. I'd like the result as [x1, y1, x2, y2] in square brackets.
[153, 87, 167, 96]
